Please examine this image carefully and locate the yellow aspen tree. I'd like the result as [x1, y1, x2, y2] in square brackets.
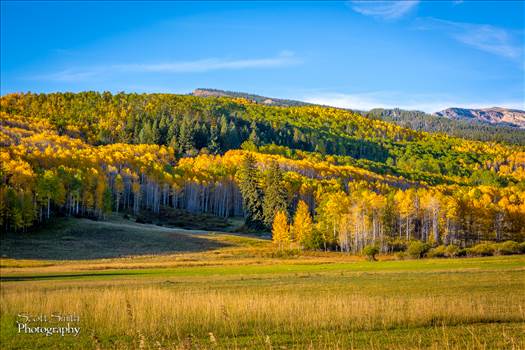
[292, 200, 313, 249]
[272, 210, 290, 250]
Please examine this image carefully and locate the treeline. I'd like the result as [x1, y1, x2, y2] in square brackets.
[1, 92, 525, 251]
[192, 88, 312, 107]
[367, 108, 525, 146]
[238, 156, 525, 251]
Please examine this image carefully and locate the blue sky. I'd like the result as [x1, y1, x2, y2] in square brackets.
[1, 1, 524, 112]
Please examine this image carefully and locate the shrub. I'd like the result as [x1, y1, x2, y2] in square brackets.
[303, 230, 325, 251]
[468, 243, 496, 256]
[135, 217, 147, 224]
[269, 248, 301, 258]
[395, 251, 407, 260]
[519, 242, 525, 254]
[387, 240, 407, 252]
[407, 241, 431, 259]
[363, 245, 380, 261]
[428, 245, 461, 258]
[496, 241, 521, 255]
[240, 140, 258, 152]
[445, 244, 460, 257]
[456, 248, 468, 257]
[427, 245, 447, 258]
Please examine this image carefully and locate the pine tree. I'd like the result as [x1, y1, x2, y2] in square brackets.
[151, 119, 161, 144]
[292, 200, 313, 247]
[272, 210, 290, 249]
[237, 154, 265, 229]
[262, 161, 288, 228]
[158, 115, 169, 144]
[178, 116, 195, 154]
[167, 123, 178, 145]
[208, 121, 221, 154]
[249, 121, 260, 146]
[137, 120, 161, 145]
[227, 121, 240, 148]
[219, 115, 228, 137]
[138, 123, 149, 144]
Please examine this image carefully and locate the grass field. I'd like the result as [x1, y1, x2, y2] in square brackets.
[1, 218, 524, 349]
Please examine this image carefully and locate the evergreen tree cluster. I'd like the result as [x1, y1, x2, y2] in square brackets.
[237, 155, 288, 230]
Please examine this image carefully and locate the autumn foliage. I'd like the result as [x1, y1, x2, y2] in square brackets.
[1, 92, 524, 252]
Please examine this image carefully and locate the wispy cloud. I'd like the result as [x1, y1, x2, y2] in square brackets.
[350, 1, 419, 20]
[37, 51, 299, 82]
[38, 68, 105, 82]
[302, 91, 525, 113]
[115, 51, 298, 73]
[415, 18, 523, 60]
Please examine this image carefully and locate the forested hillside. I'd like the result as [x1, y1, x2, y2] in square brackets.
[367, 108, 525, 145]
[1, 92, 524, 251]
[192, 89, 525, 145]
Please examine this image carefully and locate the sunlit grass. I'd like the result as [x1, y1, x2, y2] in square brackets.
[1, 218, 524, 348]
[1, 255, 524, 349]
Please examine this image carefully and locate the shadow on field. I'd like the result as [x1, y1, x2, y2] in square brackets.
[0, 218, 231, 260]
[0, 272, 147, 282]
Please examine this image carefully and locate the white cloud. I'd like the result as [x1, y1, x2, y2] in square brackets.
[115, 51, 298, 73]
[41, 69, 104, 82]
[304, 92, 391, 111]
[415, 18, 523, 60]
[38, 51, 299, 82]
[350, 1, 419, 20]
[302, 91, 525, 113]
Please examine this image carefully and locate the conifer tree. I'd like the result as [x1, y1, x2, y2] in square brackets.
[158, 115, 169, 144]
[178, 116, 195, 154]
[219, 115, 228, 136]
[227, 121, 240, 148]
[208, 122, 221, 154]
[249, 121, 260, 146]
[237, 154, 265, 229]
[138, 123, 150, 144]
[151, 119, 161, 144]
[262, 161, 288, 228]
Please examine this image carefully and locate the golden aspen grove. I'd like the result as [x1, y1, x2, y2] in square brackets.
[1, 92, 524, 250]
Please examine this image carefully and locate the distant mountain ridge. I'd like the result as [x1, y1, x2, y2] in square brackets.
[191, 88, 312, 107]
[367, 108, 525, 145]
[434, 107, 525, 129]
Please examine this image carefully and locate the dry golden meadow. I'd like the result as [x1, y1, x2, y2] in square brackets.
[1, 219, 524, 349]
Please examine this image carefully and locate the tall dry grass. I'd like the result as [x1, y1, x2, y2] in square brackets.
[2, 284, 524, 346]
[2, 255, 524, 348]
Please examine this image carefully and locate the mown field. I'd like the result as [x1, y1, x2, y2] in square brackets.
[1, 218, 524, 349]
